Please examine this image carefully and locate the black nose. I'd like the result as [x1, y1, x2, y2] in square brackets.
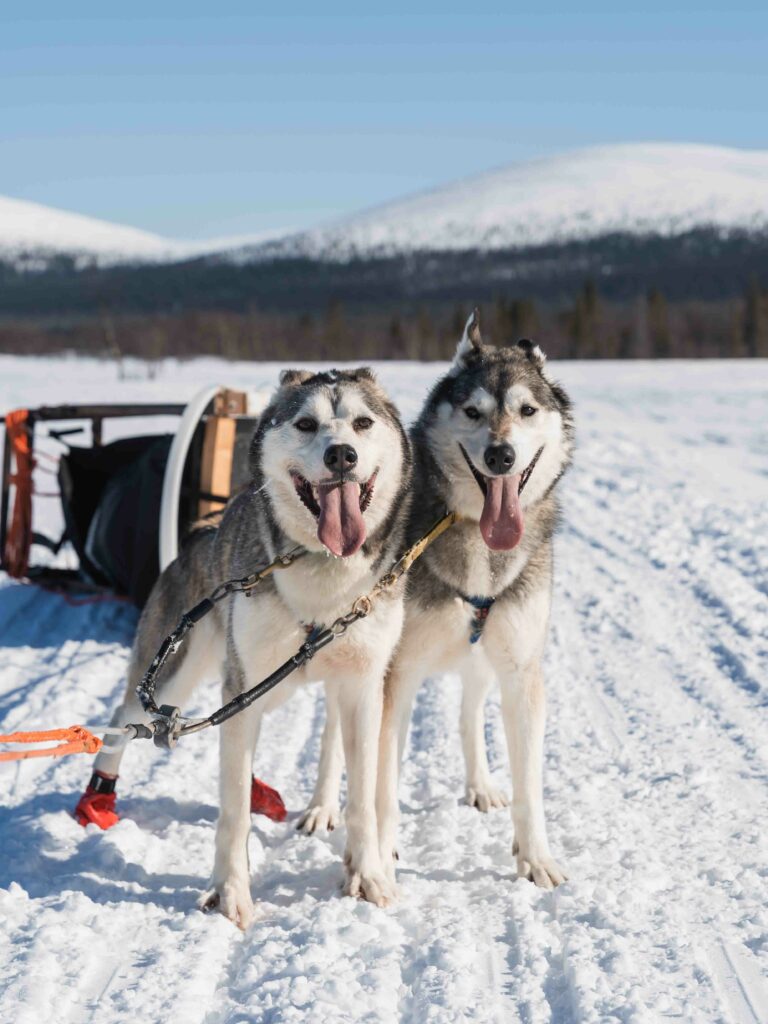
[484, 443, 515, 474]
[324, 444, 358, 471]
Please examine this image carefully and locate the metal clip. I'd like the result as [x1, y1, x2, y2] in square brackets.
[151, 704, 183, 750]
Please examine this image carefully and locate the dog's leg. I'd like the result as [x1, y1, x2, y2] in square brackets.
[337, 669, 397, 907]
[376, 659, 423, 884]
[200, 676, 261, 930]
[460, 656, 508, 813]
[497, 661, 566, 888]
[296, 686, 344, 834]
[484, 585, 566, 889]
[377, 604, 466, 883]
[93, 639, 213, 776]
[76, 619, 222, 828]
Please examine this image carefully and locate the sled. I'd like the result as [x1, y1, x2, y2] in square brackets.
[1, 387, 261, 606]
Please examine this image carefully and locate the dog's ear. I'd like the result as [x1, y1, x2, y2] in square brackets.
[451, 308, 483, 374]
[279, 368, 314, 388]
[350, 366, 378, 384]
[516, 338, 547, 369]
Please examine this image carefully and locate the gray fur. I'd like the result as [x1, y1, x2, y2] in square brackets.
[125, 368, 412, 706]
[406, 336, 574, 613]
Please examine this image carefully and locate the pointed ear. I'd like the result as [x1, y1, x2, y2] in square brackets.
[350, 366, 377, 384]
[516, 338, 547, 369]
[451, 308, 483, 374]
[279, 368, 314, 388]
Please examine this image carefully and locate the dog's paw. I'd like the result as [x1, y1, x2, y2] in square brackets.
[199, 878, 257, 930]
[345, 867, 399, 907]
[296, 803, 341, 834]
[379, 847, 399, 884]
[513, 841, 568, 889]
[465, 781, 509, 813]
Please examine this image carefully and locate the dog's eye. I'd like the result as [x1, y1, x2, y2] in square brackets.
[294, 417, 318, 433]
[464, 406, 481, 421]
[521, 405, 538, 417]
[353, 416, 374, 431]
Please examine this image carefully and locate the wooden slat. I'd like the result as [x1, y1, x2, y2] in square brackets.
[197, 390, 248, 518]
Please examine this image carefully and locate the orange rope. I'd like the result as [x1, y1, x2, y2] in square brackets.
[3, 409, 35, 578]
[0, 726, 102, 762]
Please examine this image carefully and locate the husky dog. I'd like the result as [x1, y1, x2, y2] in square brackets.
[373, 312, 574, 890]
[76, 368, 411, 926]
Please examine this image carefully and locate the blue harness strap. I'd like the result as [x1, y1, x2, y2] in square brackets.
[462, 594, 496, 644]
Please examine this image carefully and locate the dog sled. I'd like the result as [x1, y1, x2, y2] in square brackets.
[1, 386, 262, 606]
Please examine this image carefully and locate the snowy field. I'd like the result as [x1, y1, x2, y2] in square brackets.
[0, 354, 767, 1024]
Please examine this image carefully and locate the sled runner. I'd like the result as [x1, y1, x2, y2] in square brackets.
[1, 387, 259, 606]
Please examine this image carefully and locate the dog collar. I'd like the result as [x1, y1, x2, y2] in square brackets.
[460, 593, 496, 644]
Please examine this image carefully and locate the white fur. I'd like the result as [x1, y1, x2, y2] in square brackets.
[200, 383, 407, 923]
[97, 375, 408, 927]
[261, 389, 400, 557]
[201, 588, 405, 926]
[307, 355, 571, 894]
[449, 311, 482, 375]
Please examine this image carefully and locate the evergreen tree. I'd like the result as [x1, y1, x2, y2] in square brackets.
[416, 307, 436, 360]
[647, 289, 671, 358]
[744, 276, 768, 357]
[509, 298, 539, 341]
[388, 315, 407, 360]
[567, 281, 602, 358]
[323, 300, 348, 359]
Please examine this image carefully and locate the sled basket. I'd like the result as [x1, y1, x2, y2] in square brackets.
[1, 387, 261, 607]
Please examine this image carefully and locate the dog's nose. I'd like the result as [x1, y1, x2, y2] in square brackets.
[324, 444, 358, 471]
[484, 443, 515, 474]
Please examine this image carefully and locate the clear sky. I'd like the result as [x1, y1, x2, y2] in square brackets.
[3, 2, 767, 240]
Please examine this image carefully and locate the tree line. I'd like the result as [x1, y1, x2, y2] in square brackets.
[1, 277, 766, 362]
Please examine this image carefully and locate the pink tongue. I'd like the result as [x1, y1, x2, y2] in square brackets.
[317, 481, 366, 557]
[480, 475, 524, 550]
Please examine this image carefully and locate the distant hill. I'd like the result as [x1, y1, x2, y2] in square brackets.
[0, 195, 273, 267]
[2, 143, 767, 362]
[234, 142, 768, 261]
[4, 142, 768, 269]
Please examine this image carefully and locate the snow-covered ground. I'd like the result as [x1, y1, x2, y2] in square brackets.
[0, 355, 766, 1023]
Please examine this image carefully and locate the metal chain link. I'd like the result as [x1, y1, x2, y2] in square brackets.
[132, 513, 459, 747]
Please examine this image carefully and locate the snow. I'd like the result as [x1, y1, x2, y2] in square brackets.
[246, 143, 768, 259]
[5, 143, 768, 267]
[0, 194, 279, 267]
[1, 354, 767, 1023]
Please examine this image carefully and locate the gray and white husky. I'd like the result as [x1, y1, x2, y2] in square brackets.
[378, 312, 574, 889]
[78, 368, 411, 926]
[305, 312, 573, 890]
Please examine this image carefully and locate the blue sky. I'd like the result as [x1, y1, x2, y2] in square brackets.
[3, 2, 767, 239]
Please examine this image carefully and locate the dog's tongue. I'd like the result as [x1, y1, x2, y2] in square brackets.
[317, 481, 366, 557]
[479, 474, 524, 550]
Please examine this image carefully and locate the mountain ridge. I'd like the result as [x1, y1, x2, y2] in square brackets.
[3, 143, 768, 267]
[238, 142, 768, 261]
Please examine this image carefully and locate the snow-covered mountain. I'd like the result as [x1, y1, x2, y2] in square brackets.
[0, 194, 186, 265]
[4, 143, 768, 267]
[0, 194, 275, 267]
[244, 142, 768, 260]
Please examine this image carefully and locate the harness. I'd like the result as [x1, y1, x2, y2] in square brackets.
[461, 593, 496, 644]
[132, 510, 462, 748]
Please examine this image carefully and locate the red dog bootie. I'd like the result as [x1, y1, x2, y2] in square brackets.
[251, 776, 286, 822]
[74, 772, 119, 830]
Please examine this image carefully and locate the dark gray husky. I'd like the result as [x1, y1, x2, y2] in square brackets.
[374, 311, 574, 890]
[77, 368, 411, 927]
